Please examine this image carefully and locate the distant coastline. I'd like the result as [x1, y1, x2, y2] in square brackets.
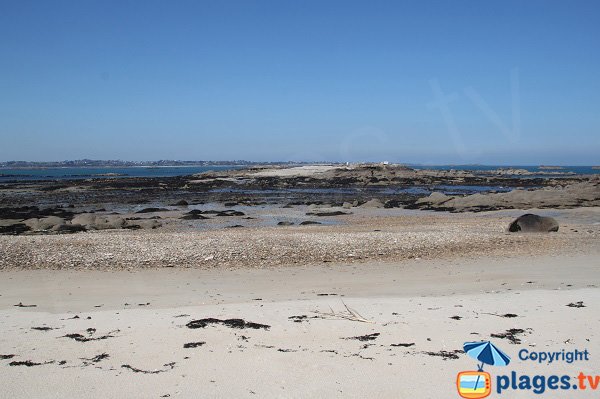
[2, 159, 599, 170]
[0, 159, 306, 169]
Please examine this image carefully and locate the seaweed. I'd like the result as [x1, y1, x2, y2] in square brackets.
[183, 342, 205, 348]
[345, 333, 380, 342]
[9, 360, 54, 367]
[491, 328, 528, 344]
[14, 302, 37, 308]
[62, 329, 119, 342]
[186, 318, 270, 330]
[31, 326, 57, 331]
[121, 362, 176, 374]
[81, 353, 109, 366]
[423, 350, 462, 360]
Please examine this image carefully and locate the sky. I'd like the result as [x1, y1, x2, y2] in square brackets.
[0, 0, 599, 165]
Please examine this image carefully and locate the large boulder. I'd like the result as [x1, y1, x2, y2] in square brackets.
[72, 214, 126, 230]
[23, 216, 65, 231]
[508, 214, 559, 233]
[360, 198, 384, 208]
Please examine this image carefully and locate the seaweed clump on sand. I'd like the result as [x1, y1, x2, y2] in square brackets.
[62, 329, 119, 342]
[491, 328, 528, 344]
[121, 362, 176, 374]
[183, 342, 205, 348]
[186, 318, 270, 330]
[345, 333, 380, 342]
[9, 360, 54, 367]
[423, 350, 462, 360]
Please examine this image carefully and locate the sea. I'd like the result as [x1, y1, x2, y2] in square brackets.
[0, 166, 243, 181]
[0, 164, 598, 182]
[409, 165, 599, 175]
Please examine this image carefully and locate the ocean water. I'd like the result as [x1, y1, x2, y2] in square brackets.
[0, 165, 243, 181]
[409, 164, 600, 175]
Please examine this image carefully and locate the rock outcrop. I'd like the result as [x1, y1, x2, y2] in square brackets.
[508, 214, 559, 232]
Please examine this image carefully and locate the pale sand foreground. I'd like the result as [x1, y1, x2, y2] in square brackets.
[1, 252, 599, 398]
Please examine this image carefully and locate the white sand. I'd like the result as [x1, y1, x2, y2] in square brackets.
[1, 252, 599, 398]
[250, 165, 339, 177]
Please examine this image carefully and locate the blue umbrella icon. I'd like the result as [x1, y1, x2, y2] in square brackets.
[463, 341, 511, 391]
[464, 341, 511, 370]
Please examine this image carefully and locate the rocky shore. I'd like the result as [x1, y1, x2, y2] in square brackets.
[1, 164, 598, 209]
[0, 164, 598, 239]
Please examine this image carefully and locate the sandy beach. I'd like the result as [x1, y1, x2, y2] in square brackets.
[1, 251, 599, 398]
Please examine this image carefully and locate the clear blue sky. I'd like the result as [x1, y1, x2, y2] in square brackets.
[1, 0, 598, 164]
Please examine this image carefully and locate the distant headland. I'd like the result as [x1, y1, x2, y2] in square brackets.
[0, 159, 307, 169]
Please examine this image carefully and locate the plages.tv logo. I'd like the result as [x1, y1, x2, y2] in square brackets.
[456, 341, 511, 398]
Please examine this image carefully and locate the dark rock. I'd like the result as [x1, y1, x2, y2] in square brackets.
[299, 221, 322, 225]
[277, 221, 294, 226]
[306, 211, 350, 217]
[181, 210, 209, 220]
[54, 224, 87, 234]
[0, 206, 74, 220]
[136, 207, 169, 214]
[205, 210, 245, 217]
[384, 199, 403, 208]
[508, 214, 559, 232]
[0, 223, 30, 235]
[171, 200, 189, 206]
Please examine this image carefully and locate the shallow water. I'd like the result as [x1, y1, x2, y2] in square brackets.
[0, 165, 242, 181]
[410, 164, 599, 175]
